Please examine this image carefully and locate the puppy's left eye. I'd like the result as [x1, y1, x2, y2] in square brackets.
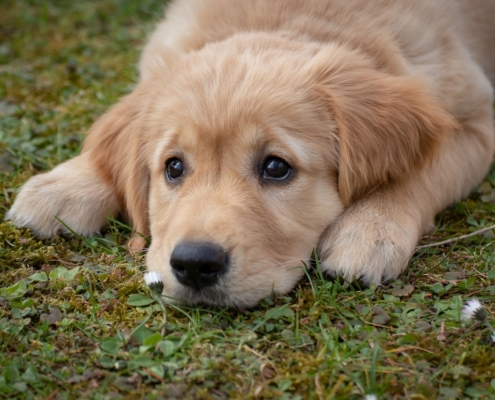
[262, 157, 291, 181]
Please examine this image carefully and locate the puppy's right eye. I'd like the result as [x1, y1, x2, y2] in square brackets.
[165, 158, 185, 182]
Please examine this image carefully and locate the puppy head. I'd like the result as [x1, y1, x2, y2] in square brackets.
[142, 39, 345, 307]
[93, 37, 455, 307]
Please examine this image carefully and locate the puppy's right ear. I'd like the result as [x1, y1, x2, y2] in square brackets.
[82, 86, 150, 250]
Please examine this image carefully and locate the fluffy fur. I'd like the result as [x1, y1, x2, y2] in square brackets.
[7, 0, 495, 307]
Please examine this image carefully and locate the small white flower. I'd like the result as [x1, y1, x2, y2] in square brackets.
[462, 298, 486, 322]
[144, 271, 164, 295]
[365, 395, 378, 400]
[144, 271, 162, 286]
[491, 332, 495, 343]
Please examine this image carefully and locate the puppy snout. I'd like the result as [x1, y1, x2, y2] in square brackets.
[170, 241, 229, 290]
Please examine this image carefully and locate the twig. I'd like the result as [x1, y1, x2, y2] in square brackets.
[314, 374, 323, 400]
[45, 390, 59, 400]
[387, 346, 436, 355]
[3, 187, 10, 206]
[415, 224, 495, 250]
[142, 367, 164, 382]
[327, 375, 346, 399]
[243, 345, 278, 372]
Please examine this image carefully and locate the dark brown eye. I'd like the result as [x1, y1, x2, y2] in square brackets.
[165, 158, 185, 182]
[262, 157, 291, 181]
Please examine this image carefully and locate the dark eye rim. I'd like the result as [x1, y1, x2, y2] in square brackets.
[260, 156, 292, 182]
[165, 157, 185, 183]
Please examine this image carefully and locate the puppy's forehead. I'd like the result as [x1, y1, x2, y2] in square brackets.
[154, 50, 322, 130]
[156, 123, 258, 154]
[147, 49, 339, 169]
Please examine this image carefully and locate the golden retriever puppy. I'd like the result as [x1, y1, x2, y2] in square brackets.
[7, 0, 495, 307]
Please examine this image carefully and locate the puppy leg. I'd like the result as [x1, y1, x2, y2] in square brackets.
[318, 87, 495, 284]
[6, 150, 120, 238]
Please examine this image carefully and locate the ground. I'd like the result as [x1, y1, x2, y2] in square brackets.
[1, 1, 495, 399]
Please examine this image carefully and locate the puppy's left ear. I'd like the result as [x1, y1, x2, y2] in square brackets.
[82, 86, 151, 251]
[309, 47, 458, 205]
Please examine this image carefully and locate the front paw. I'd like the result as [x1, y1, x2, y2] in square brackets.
[317, 204, 421, 285]
[6, 154, 119, 238]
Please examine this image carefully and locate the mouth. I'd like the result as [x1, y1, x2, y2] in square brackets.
[169, 269, 279, 308]
[172, 284, 242, 308]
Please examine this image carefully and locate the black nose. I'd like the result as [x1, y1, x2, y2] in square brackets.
[170, 242, 229, 290]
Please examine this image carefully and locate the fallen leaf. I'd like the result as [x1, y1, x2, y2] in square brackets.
[372, 306, 391, 325]
[41, 264, 53, 274]
[355, 303, 367, 314]
[71, 254, 87, 263]
[415, 321, 431, 332]
[261, 364, 275, 380]
[98, 299, 119, 316]
[40, 307, 63, 325]
[443, 271, 466, 281]
[391, 284, 415, 297]
[478, 181, 492, 194]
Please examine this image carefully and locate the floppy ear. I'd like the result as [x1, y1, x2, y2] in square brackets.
[311, 48, 458, 205]
[82, 87, 150, 250]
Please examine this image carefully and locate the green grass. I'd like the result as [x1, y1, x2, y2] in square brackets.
[1, 1, 495, 398]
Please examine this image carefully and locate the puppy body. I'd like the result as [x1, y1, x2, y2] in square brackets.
[7, 0, 495, 306]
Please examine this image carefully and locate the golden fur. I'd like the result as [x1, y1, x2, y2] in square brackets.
[7, 0, 495, 307]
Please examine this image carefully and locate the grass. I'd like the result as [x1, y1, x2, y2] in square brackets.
[1, 1, 495, 398]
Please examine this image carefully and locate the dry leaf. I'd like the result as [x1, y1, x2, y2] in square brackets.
[443, 271, 466, 281]
[40, 307, 63, 325]
[372, 306, 391, 325]
[391, 284, 415, 297]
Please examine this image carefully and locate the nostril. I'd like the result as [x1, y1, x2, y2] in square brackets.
[200, 262, 223, 275]
[171, 263, 185, 273]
